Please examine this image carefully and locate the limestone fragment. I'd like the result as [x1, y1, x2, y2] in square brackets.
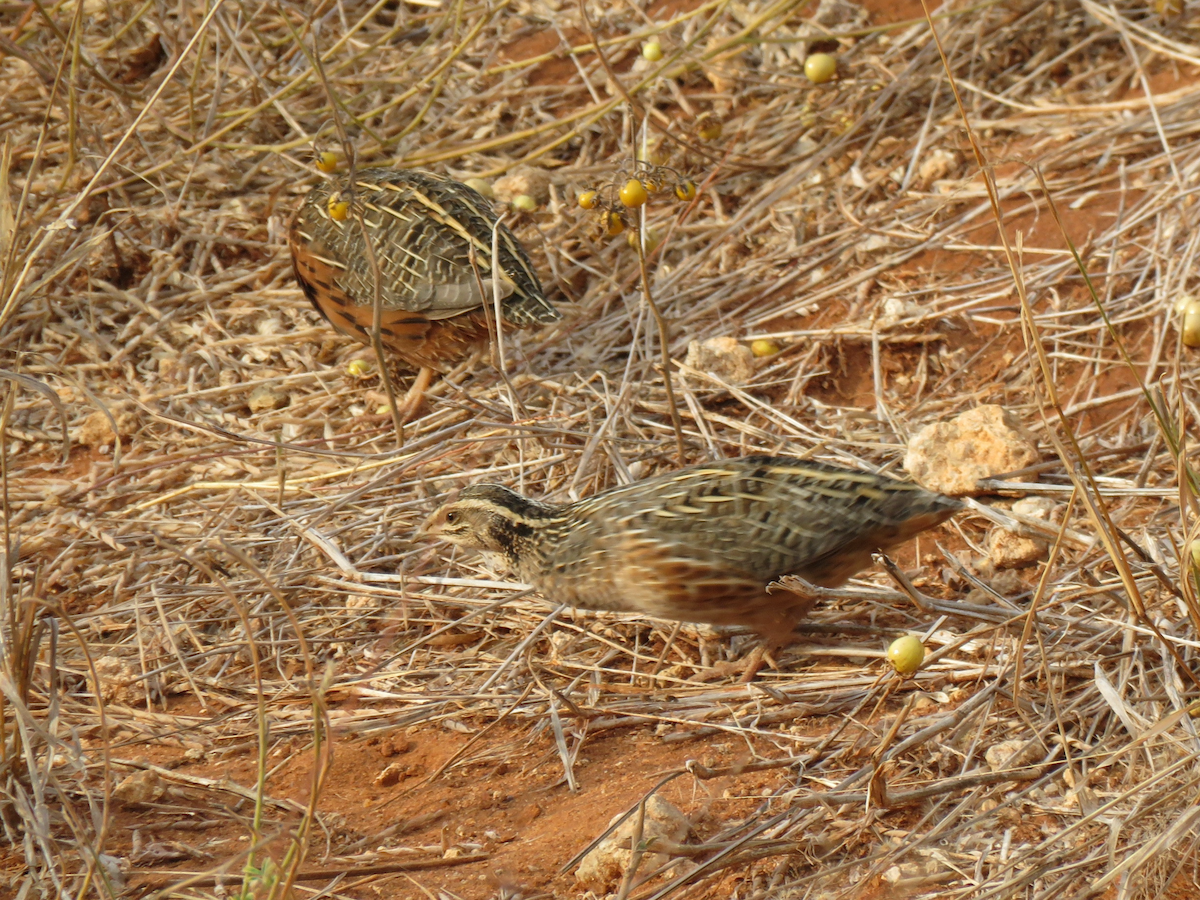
[114, 769, 165, 804]
[90, 655, 139, 704]
[905, 405, 1039, 495]
[987, 496, 1058, 569]
[492, 167, 551, 205]
[248, 385, 287, 413]
[985, 739, 1038, 772]
[988, 528, 1046, 569]
[575, 796, 691, 890]
[79, 402, 138, 448]
[684, 336, 755, 385]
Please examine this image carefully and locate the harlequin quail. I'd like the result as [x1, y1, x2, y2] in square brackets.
[289, 167, 559, 413]
[418, 455, 961, 672]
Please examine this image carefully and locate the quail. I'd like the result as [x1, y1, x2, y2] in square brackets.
[289, 167, 560, 413]
[418, 455, 961, 671]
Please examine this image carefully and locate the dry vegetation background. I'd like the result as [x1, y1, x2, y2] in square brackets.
[5, 0, 1200, 897]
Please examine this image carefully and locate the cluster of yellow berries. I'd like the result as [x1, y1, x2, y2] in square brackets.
[578, 165, 697, 240]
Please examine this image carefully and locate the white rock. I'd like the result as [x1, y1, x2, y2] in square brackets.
[685, 336, 754, 385]
[917, 148, 960, 185]
[857, 233, 892, 255]
[248, 385, 287, 413]
[114, 770, 165, 804]
[985, 739, 1037, 772]
[575, 796, 691, 890]
[90, 655, 138, 704]
[256, 316, 282, 336]
[878, 296, 918, 328]
[1012, 496, 1057, 521]
[492, 167, 551, 205]
[79, 403, 138, 448]
[904, 405, 1039, 495]
[985, 495, 1059, 569]
[988, 528, 1046, 569]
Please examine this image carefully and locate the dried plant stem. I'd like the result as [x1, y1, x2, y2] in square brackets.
[636, 235, 686, 463]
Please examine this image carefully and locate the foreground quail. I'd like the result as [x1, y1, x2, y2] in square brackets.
[418, 455, 961, 665]
[289, 168, 560, 411]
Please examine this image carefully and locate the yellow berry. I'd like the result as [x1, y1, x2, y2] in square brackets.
[626, 226, 661, 254]
[315, 151, 338, 173]
[463, 177, 493, 199]
[697, 118, 723, 141]
[750, 339, 780, 358]
[346, 358, 372, 377]
[512, 194, 538, 212]
[619, 179, 649, 208]
[674, 181, 696, 202]
[1182, 299, 1200, 348]
[327, 195, 350, 221]
[642, 40, 663, 62]
[604, 210, 625, 237]
[578, 190, 599, 210]
[804, 52, 837, 84]
[887, 635, 925, 676]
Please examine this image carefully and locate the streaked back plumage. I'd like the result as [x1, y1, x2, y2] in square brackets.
[420, 455, 961, 639]
[289, 168, 559, 369]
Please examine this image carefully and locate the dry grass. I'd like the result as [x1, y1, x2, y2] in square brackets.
[5, 0, 1200, 896]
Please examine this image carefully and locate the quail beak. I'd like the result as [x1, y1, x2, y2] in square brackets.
[412, 510, 441, 543]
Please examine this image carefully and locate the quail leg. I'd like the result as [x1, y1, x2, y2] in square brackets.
[737, 641, 782, 682]
[698, 599, 816, 682]
[693, 634, 785, 683]
[738, 607, 811, 682]
[395, 365, 434, 422]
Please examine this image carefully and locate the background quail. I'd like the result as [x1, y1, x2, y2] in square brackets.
[289, 168, 560, 411]
[418, 455, 962, 658]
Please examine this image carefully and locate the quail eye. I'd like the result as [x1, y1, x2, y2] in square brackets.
[445, 510, 459, 525]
